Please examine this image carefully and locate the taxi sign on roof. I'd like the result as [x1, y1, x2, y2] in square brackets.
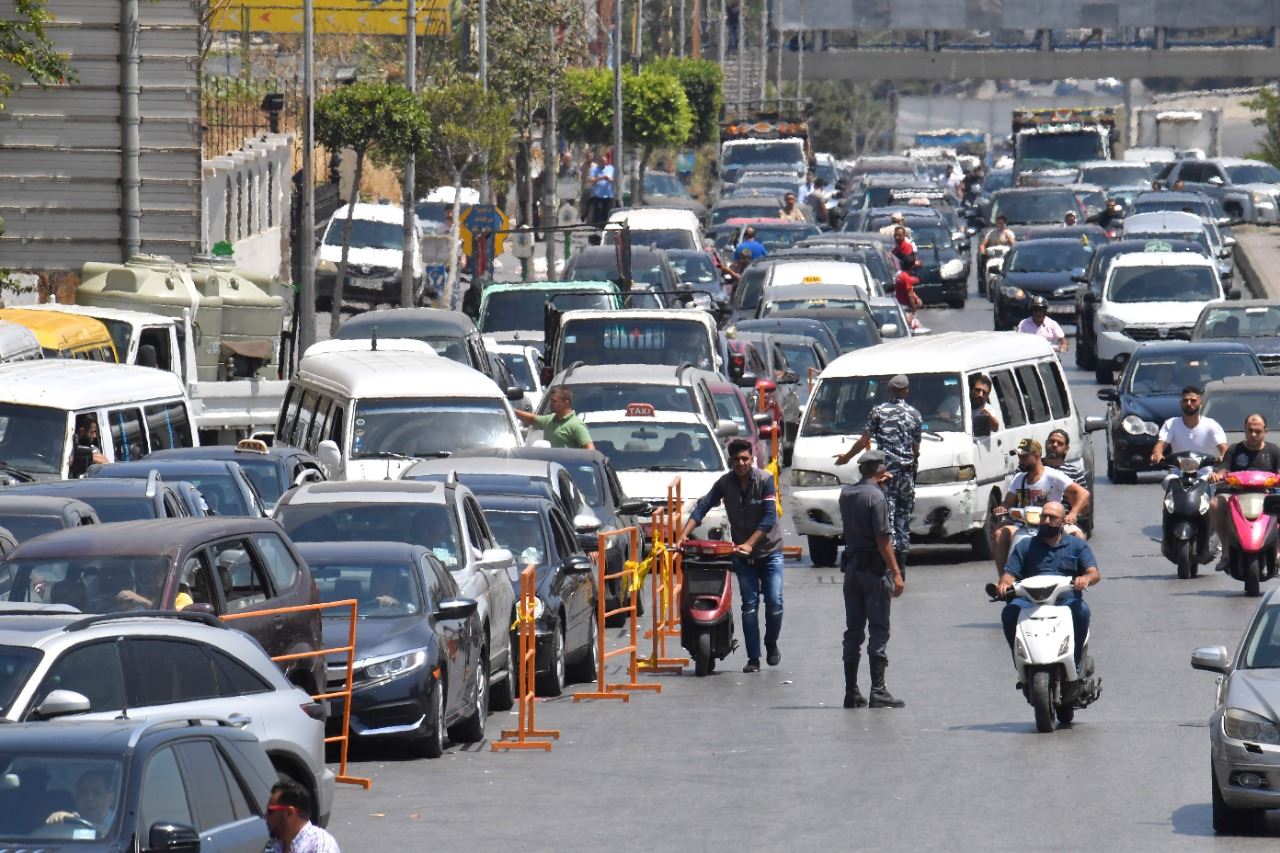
[625, 403, 656, 417]
[1144, 239, 1174, 253]
[890, 188, 946, 199]
[801, 275, 823, 283]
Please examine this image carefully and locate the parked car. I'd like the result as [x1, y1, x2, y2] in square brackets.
[298, 541, 485, 757]
[145, 441, 326, 512]
[0, 609, 333, 826]
[0, 475, 192, 522]
[0, 495, 100, 543]
[1, 518, 325, 698]
[88, 459, 267, 517]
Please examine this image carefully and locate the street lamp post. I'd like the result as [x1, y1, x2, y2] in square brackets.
[298, 0, 316, 358]
[401, 0, 417, 309]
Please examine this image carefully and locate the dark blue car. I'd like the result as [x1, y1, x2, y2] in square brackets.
[991, 237, 1097, 329]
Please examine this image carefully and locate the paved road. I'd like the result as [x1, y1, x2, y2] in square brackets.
[324, 281, 1278, 850]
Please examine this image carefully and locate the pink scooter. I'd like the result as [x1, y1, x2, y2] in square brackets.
[1222, 470, 1280, 597]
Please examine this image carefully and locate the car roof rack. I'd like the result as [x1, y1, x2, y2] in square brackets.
[126, 715, 247, 749]
[64, 610, 223, 633]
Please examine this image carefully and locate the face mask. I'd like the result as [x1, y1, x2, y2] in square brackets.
[1036, 523, 1062, 541]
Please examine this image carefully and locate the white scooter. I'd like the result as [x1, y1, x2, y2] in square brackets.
[1006, 575, 1101, 733]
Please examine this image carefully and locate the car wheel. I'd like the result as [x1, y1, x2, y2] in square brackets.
[536, 625, 567, 697]
[947, 295, 966, 309]
[448, 667, 487, 743]
[1094, 363, 1113, 385]
[971, 491, 998, 560]
[808, 535, 838, 567]
[415, 681, 446, 758]
[1212, 762, 1261, 834]
[488, 644, 516, 712]
[567, 610, 599, 683]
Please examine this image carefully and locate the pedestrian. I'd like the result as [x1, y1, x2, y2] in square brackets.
[894, 269, 923, 314]
[1063, 210, 1078, 226]
[735, 226, 768, 261]
[514, 386, 595, 449]
[587, 150, 615, 226]
[778, 191, 806, 222]
[1016, 296, 1069, 352]
[838, 449, 906, 709]
[267, 781, 340, 853]
[798, 171, 816, 204]
[833, 374, 922, 575]
[681, 437, 784, 673]
[1095, 198, 1123, 230]
[807, 177, 830, 226]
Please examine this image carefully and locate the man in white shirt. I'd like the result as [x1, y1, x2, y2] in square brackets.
[990, 438, 1090, 576]
[1150, 386, 1228, 467]
[1016, 296, 1068, 353]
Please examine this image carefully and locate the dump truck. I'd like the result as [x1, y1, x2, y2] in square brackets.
[1011, 106, 1121, 187]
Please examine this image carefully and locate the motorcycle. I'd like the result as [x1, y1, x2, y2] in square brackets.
[980, 244, 1011, 299]
[678, 538, 737, 676]
[1001, 575, 1101, 733]
[1160, 451, 1216, 580]
[1220, 469, 1280, 596]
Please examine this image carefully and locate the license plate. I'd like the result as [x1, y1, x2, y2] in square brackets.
[1049, 305, 1073, 315]
[351, 276, 383, 290]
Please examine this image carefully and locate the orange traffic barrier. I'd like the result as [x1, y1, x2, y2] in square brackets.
[493, 566, 560, 752]
[763, 416, 804, 561]
[639, 505, 688, 673]
[573, 526, 662, 701]
[223, 600, 371, 789]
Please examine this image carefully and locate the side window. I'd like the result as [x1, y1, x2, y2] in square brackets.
[175, 740, 238, 831]
[107, 407, 149, 461]
[163, 492, 186, 518]
[748, 346, 767, 376]
[250, 532, 299, 591]
[459, 501, 485, 552]
[277, 385, 298, 439]
[144, 401, 194, 450]
[139, 747, 193, 831]
[309, 397, 332, 453]
[209, 538, 270, 610]
[989, 369, 1027, 428]
[424, 554, 458, 600]
[470, 336, 493, 376]
[137, 327, 174, 371]
[125, 639, 219, 706]
[1014, 364, 1051, 424]
[327, 404, 345, 447]
[32, 640, 125, 715]
[211, 648, 272, 696]
[419, 556, 442, 606]
[468, 498, 497, 550]
[179, 552, 217, 608]
[214, 743, 258, 821]
[606, 465, 626, 507]
[292, 390, 319, 448]
[1037, 361, 1071, 419]
[549, 508, 580, 557]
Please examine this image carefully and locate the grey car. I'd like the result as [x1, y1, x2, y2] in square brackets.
[1191, 586, 1280, 834]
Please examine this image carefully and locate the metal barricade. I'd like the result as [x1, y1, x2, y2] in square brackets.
[492, 566, 560, 752]
[638, 502, 688, 673]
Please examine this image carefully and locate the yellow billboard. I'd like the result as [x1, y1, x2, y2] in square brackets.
[212, 0, 450, 36]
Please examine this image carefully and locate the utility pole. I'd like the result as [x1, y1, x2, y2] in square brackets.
[632, 0, 643, 72]
[401, 0, 417, 308]
[717, 0, 725, 68]
[736, 0, 744, 106]
[298, 0, 316, 356]
[479, 0, 490, 204]
[613, 0, 624, 208]
[678, 0, 685, 57]
[758, 0, 766, 103]
[544, 23, 558, 281]
[691, 0, 701, 57]
[796, 0, 804, 101]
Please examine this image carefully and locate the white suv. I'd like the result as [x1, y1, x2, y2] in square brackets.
[316, 202, 425, 310]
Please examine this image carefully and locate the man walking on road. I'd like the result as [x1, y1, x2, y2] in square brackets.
[838, 450, 906, 709]
[514, 386, 594, 450]
[834, 374, 922, 576]
[682, 438, 784, 673]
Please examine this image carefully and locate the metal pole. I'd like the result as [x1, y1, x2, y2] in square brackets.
[717, 0, 725, 69]
[758, 0, 766, 103]
[613, 0, 625, 207]
[678, 0, 685, 56]
[795, 0, 803, 101]
[121, 0, 141, 259]
[633, 0, 643, 71]
[774, 0, 782, 103]
[402, 0, 417, 308]
[691, 0, 701, 57]
[298, 0, 317, 355]
[479, 0, 490, 205]
[544, 23, 558, 281]
[736, 0, 744, 106]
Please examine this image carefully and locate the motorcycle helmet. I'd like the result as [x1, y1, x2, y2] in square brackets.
[1030, 296, 1049, 311]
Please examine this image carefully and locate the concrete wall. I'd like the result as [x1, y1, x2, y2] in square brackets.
[201, 133, 293, 278]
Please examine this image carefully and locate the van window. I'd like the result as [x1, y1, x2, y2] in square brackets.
[989, 370, 1027, 428]
[108, 407, 149, 461]
[278, 385, 299, 443]
[1015, 365, 1051, 424]
[293, 390, 319, 448]
[328, 404, 345, 447]
[137, 327, 173, 371]
[310, 397, 333, 453]
[1037, 361, 1071, 419]
[145, 401, 194, 450]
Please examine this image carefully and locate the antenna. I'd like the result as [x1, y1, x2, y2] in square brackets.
[371, 325, 378, 351]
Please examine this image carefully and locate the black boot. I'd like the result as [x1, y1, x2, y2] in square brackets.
[843, 657, 867, 708]
[868, 658, 904, 708]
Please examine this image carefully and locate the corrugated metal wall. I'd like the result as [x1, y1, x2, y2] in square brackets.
[0, 0, 202, 271]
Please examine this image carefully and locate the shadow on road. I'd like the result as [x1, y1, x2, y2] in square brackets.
[1170, 588, 1251, 598]
[908, 546, 977, 565]
[946, 721, 1041, 735]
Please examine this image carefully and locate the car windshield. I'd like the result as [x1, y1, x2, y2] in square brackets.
[1008, 241, 1094, 272]
[1107, 265, 1219, 303]
[610, 229, 696, 251]
[643, 173, 685, 196]
[776, 341, 822, 374]
[1226, 163, 1280, 185]
[723, 142, 805, 168]
[0, 646, 40, 715]
[563, 383, 695, 416]
[589, 421, 723, 472]
[1199, 305, 1280, 339]
[322, 217, 403, 251]
[766, 296, 868, 315]
[1016, 131, 1106, 170]
[910, 225, 951, 250]
[0, 514, 64, 542]
[350, 398, 516, 459]
[0, 756, 122, 843]
[1127, 355, 1260, 395]
[803, 373, 966, 436]
[1132, 199, 1212, 220]
[5, 557, 171, 613]
[560, 318, 713, 371]
[710, 205, 778, 225]
[481, 289, 616, 333]
[278, 503, 462, 567]
[485, 510, 549, 569]
[983, 171, 1013, 192]
[991, 192, 1079, 225]
[753, 225, 820, 250]
[712, 389, 750, 431]
[669, 253, 719, 287]
[1079, 165, 1150, 187]
[81, 498, 157, 522]
[497, 353, 536, 391]
[0, 403, 66, 476]
[816, 315, 879, 353]
[1241, 603, 1280, 668]
[175, 473, 250, 516]
[313, 560, 425, 618]
[232, 458, 285, 507]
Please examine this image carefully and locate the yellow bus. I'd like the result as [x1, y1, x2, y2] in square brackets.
[0, 308, 118, 362]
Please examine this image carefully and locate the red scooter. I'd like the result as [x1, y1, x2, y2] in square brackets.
[1222, 470, 1280, 596]
[679, 538, 737, 676]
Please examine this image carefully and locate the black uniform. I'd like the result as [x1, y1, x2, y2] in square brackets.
[839, 478, 894, 667]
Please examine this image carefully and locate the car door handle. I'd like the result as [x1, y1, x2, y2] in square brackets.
[273, 615, 285, 629]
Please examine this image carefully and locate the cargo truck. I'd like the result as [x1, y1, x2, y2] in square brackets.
[1011, 106, 1121, 187]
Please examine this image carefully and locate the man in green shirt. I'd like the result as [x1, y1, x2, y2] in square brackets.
[515, 386, 595, 449]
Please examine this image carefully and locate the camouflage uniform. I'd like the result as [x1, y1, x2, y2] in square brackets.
[865, 399, 923, 554]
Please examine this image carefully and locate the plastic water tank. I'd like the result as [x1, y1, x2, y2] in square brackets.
[188, 255, 286, 380]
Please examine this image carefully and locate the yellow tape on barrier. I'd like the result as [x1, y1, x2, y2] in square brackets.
[765, 456, 784, 516]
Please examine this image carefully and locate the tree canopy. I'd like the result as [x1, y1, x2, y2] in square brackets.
[1245, 87, 1280, 168]
[644, 56, 722, 147]
[0, 0, 75, 112]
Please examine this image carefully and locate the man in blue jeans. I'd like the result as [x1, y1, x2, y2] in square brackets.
[682, 438, 783, 673]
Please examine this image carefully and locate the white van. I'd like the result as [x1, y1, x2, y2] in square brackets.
[23, 303, 189, 379]
[790, 332, 1098, 565]
[0, 321, 42, 363]
[766, 260, 882, 298]
[276, 347, 522, 481]
[604, 207, 702, 252]
[0, 360, 196, 480]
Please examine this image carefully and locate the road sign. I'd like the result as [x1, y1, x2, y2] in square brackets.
[212, 1, 450, 36]
[510, 226, 536, 260]
[460, 205, 508, 257]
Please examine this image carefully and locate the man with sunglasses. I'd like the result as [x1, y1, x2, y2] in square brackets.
[266, 781, 340, 853]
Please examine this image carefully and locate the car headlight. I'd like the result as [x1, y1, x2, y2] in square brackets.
[530, 596, 547, 620]
[1251, 190, 1275, 207]
[1199, 493, 1210, 514]
[1001, 286, 1026, 301]
[940, 259, 966, 280]
[1163, 493, 1175, 513]
[915, 465, 976, 485]
[1121, 414, 1157, 436]
[357, 650, 428, 683]
[791, 469, 839, 487]
[316, 258, 337, 273]
[1098, 313, 1126, 333]
[1223, 708, 1280, 744]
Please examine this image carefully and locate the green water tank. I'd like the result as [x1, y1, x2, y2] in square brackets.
[188, 255, 286, 380]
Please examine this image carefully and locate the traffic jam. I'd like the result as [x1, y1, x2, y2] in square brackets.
[6, 98, 1280, 848]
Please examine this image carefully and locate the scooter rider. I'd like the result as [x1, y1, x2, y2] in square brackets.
[991, 439, 1089, 577]
[1149, 386, 1228, 468]
[1209, 413, 1280, 570]
[681, 438, 783, 673]
[995, 500, 1100, 669]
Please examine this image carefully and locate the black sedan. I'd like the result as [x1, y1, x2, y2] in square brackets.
[299, 541, 484, 758]
[1097, 342, 1263, 484]
[147, 441, 326, 511]
[897, 218, 970, 308]
[88, 459, 267, 517]
[990, 237, 1096, 329]
[477, 494, 598, 696]
[1192, 300, 1280, 375]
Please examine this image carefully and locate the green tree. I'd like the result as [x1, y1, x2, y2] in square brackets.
[624, 69, 692, 205]
[315, 82, 429, 334]
[0, 0, 76, 112]
[1244, 87, 1280, 168]
[645, 56, 722, 147]
[419, 80, 514, 308]
[559, 67, 612, 147]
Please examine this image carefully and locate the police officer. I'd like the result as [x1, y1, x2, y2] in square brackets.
[838, 450, 906, 709]
[834, 374, 922, 576]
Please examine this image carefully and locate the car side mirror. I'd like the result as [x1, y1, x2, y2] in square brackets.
[434, 597, 479, 621]
[316, 439, 342, 475]
[33, 689, 91, 719]
[564, 554, 595, 574]
[1190, 645, 1230, 674]
[619, 498, 648, 515]
[715, 421, 740, 438]
[479, 547, 513, 567]
[879, 323, 899, 338]
[505, 385, 525, 401]
[1069, 267, 1086, 281]
[148, 822, 200, 853]
[735, 371, 758, 389]
[1084, 415, 1107, 433]
[573, 512, 601, 533]
[1096, 387, 1119, 402]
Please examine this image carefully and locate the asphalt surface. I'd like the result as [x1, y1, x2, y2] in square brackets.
[325, 276, 1279, 851]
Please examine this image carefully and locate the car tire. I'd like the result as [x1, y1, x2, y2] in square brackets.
[970, 491, 998, 560]
[1212, 763, 1261, 834]
[1094, 363, 1113, 385]
[488, 648, 516, 713]
[448, 667, 487, 743]
[808, 535, 838, 567]
[536, 625, 567, 697]
[415, 682, 446, 759]
[567, 611, 599, 683]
